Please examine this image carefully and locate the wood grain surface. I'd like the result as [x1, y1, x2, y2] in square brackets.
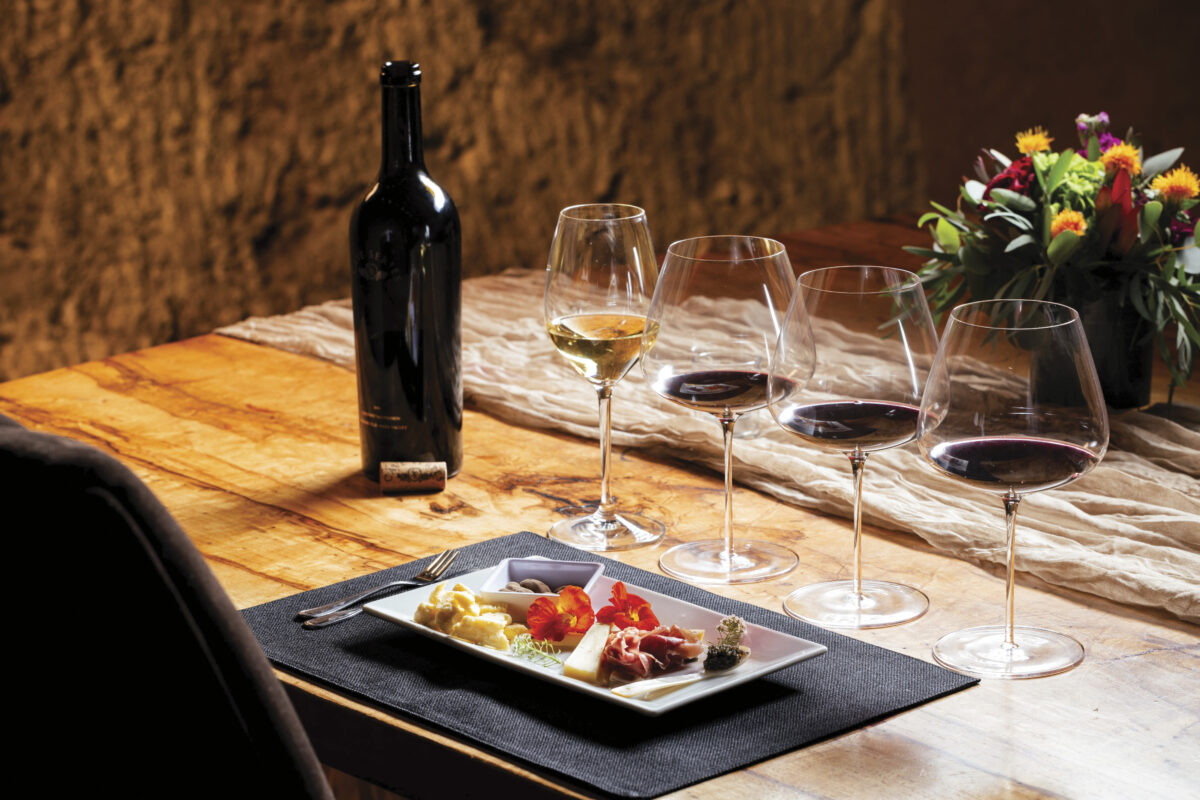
[1, 328, 1196, 799]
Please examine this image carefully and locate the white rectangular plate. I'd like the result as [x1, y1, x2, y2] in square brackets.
[364, 562, 827, 716]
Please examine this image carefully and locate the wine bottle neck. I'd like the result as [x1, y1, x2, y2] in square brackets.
[380, 83, 424, 176]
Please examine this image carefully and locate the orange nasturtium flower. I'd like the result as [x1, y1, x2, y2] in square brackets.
[527, 586, 595, 642]
[595, 581, 660, 630]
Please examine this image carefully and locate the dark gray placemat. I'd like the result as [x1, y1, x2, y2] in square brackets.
[243, 532, 977, 798]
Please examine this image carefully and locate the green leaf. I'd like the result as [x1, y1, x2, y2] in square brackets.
[1140, 201, 1163, 243]
[963, 180, 987, 205]
[997, 268, 1035, 299]
[1042, 204, 1053, 247]
[903, 246, 956, 263]
[960, 244, 987, 275]
[1087, 135, 1100, 161]
[936, 218, 961, 251]
[983, 209, 1034, 231]
[1030, 269, 1055, 302]
[1128, 274, 1151, 320]
[1181, 242, 1200, 275]
[1166, 293, 1200, 346]
[930, 201, 958, 218]
[1047, 231, 1081, 266]
[917, 212, 942, 228]
[990, 188, 1037, 212]
[1004, 234, 1037, 253]
[1142, 147, 1184, 179]
[1045, 151, 1076, 194]
[988, 149, 1012, 168]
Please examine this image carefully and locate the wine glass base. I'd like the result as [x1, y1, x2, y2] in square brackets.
[547, 508, 665, 552]
[932, 625, 1084, 679]
[658, 540, 798, 585]
[782, 579, 928, 629]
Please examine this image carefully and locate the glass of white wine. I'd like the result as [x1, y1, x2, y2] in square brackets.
[544, 203, 666, 550]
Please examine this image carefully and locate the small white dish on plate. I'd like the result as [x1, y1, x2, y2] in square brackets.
[364, 561, 827, 716]
[477, 557, 604, 617]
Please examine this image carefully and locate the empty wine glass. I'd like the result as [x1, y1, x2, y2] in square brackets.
[769, 266, 937, 628]
[917, 299, 1109, 678]
[641, 235, 799, 583]
[544, 203, 665, 550]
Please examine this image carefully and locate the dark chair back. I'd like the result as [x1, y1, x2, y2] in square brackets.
[1, 414, 334, 799]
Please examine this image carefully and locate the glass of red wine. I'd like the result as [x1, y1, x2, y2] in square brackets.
[768, 265, 937, 627]
[544, 204, 666, 551]
[917, 299, 1109, 678]
[641, 235, 799, 583]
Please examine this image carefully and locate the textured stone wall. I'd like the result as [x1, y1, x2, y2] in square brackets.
[0, 0, 920, 380]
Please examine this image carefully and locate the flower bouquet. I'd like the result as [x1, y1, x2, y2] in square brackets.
[908, 112, 1199, 407]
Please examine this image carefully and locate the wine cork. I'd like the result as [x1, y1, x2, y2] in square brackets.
[380, 461, 447, 494]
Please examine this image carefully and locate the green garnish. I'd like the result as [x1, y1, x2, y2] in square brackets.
[510, 633, 563, 666]
[714, 615, 746, 648]
[706, 615, 749, 672]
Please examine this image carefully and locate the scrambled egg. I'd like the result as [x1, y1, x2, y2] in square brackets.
[413, 582, 517, 651]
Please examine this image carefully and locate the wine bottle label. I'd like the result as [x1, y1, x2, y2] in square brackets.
[360, 409, 410, 431]
[380, 461, 447, 494]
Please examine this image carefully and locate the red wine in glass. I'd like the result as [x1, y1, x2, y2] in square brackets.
[917, 299, 1109, 679]
[654, 370, 774, 412]
[642, 235, 800, 584]
[927, 437, 1099, 494]
[776, 400, 920, 451]
[769, 265, 937, 628]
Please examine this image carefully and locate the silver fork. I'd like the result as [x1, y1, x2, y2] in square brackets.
[298, 548, 459, 627]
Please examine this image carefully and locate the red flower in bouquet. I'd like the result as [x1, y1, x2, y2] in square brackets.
[984, 155, 1036, 199]
[1094, 168, 1140, 255]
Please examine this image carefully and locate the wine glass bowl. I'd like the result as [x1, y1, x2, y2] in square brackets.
[918, 299, 1109, 679]
[641, 235, 799, 584]
[544, 203, 665, 551]
[769, 265, 937, 628]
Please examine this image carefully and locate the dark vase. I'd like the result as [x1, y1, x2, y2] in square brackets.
[1075, 293, 1154, 409]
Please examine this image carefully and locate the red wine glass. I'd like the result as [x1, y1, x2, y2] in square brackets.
[641, 235, 799, 583]
[917, 299, 1109, 678]
[544, 204, 666, 551]
[769, 266, 937, 628]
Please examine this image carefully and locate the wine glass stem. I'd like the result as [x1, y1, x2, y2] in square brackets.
[848, 448, 867, 596]
[595, 384, 616, 519]
[719, 415, 737, 559]
[1003, 489, 1021, 646]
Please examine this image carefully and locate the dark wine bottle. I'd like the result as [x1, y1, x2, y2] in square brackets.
[349, 61, 462, 481]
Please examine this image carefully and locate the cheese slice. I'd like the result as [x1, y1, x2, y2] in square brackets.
[562, 623, 612, 683]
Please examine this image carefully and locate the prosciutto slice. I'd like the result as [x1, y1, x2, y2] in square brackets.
[603, 625, 704, 680]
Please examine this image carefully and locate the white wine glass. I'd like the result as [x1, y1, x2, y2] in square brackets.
[641, 235, 799, 583]
[769, 266, 937, 628]
[544, 203, 666, 550]
[918, 299, 1109, 678]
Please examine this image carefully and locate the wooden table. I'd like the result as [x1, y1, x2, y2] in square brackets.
[2, 221, 1197, 799]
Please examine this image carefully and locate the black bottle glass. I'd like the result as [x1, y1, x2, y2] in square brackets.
[349, 61, 462, 480]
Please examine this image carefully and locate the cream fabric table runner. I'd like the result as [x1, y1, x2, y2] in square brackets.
[218, 269, 1200, 623]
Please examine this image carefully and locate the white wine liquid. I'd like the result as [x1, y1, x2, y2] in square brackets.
[547, 313, 656, 383]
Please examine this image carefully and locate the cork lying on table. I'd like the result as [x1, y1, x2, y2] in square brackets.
[380, 461, 447, 494]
